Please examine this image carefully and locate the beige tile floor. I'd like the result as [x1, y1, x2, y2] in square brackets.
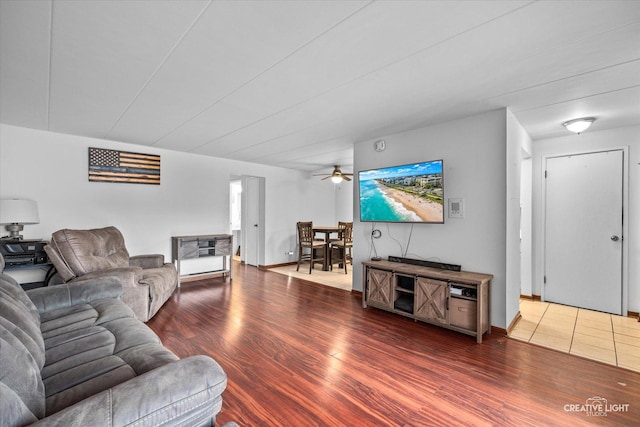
[510, 299, 640, 373]
[269, 263, 353, 291]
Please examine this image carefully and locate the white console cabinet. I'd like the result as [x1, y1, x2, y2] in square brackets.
[171, 234, 233, 286]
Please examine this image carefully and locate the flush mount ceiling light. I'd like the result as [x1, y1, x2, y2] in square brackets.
[562, 117, 596, 134]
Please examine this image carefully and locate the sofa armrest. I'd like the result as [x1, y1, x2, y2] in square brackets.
[77, 267, 151, 321]
[30, 356, 227, 427]
[130, 254, 165, 269]
[26, 277, 123, 314]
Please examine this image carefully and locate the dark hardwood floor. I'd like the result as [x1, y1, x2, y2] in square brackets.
[147, 261, 640, 426]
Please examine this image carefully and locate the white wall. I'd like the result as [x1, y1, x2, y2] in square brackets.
[532, 125, 640, 313]
[0, 124, 338, 267]
[334, 179, 353, 223]
[353, 109, 510, 328]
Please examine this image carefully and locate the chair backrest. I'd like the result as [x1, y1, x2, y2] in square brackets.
[338, 221, 353, 243]
[45, 226, 130, 281]
[297, 222, 315, 245]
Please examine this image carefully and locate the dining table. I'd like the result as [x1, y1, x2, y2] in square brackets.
[312, 225, 341, 271]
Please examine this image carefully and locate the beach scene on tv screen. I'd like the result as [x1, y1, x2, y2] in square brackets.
[359, 161, 443, 222]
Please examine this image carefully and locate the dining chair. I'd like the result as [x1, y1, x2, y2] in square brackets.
[330, 221, 353, 274]
[296, 221, 325, 274]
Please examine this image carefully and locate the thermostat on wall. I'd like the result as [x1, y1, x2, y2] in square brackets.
[448, 198, 464, 218]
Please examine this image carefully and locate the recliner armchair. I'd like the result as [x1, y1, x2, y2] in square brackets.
[44, 226, 177, 322]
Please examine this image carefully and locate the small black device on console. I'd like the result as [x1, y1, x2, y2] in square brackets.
[0, 239, 48, 267]
[387, 255, 461, 272]
[462, 288, 477, 298]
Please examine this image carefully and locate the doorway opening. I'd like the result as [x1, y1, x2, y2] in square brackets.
[510, 147, 634, 366]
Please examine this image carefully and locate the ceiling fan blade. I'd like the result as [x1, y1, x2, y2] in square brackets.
[315, 165, 353, 181]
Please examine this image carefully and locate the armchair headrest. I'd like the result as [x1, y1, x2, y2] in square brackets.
[48, 226, 130, 279]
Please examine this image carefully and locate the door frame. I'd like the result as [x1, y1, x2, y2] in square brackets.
[540, 147, 629, 315]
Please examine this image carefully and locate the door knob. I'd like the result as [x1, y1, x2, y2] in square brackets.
[611, 235, 620, 241]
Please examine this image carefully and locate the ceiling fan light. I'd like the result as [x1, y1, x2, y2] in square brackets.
[331, 175, 343, 184]
[562, 117, 595, 134]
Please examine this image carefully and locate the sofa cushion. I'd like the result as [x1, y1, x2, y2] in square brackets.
[29, 356, 227, 427]
[42, 327, 119, 379]
[0, 332, 45, 420]
[0, 275, 44, 369]
[35, 298, 179, 417]
[0, 383, 39, 427]
[0, 273, 40, 328]
[45, 359, 137, 416]
[49, 226, 130, 277]
[0, 315, 45, 370]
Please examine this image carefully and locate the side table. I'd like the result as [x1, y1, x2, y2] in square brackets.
[0, 239, 52, 289]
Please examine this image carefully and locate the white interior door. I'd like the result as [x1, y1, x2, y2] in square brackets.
[544, 150, 623, 314]
[242, 176, 264, 267]
[229, 180, 242, 257]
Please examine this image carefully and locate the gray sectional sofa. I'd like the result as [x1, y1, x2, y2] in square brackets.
[0, 253, 229, 426]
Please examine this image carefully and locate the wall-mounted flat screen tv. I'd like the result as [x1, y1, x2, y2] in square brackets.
[359, 160, 444, 223]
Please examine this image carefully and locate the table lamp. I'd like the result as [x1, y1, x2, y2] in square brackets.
[0, 199, 40, 240]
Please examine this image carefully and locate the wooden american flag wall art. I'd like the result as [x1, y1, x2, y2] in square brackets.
[88, 147, 160, 185]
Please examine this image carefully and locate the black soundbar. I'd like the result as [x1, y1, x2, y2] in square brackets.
[387, 256, 461, 272]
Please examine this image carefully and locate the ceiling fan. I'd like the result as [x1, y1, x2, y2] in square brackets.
[313, 165, 353, 183]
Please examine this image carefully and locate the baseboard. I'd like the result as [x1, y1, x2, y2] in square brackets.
[520, 294, 541, 301]
[507, 312, 522, 335]
[262, 262, 297, 269]
[492, 326, 507, 336]
[628, 310, 639, 321]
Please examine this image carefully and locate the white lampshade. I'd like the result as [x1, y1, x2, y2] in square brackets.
[331, 175, 343, 184]
[0, 199, 40, 224]
[562, 117, 596, 134]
